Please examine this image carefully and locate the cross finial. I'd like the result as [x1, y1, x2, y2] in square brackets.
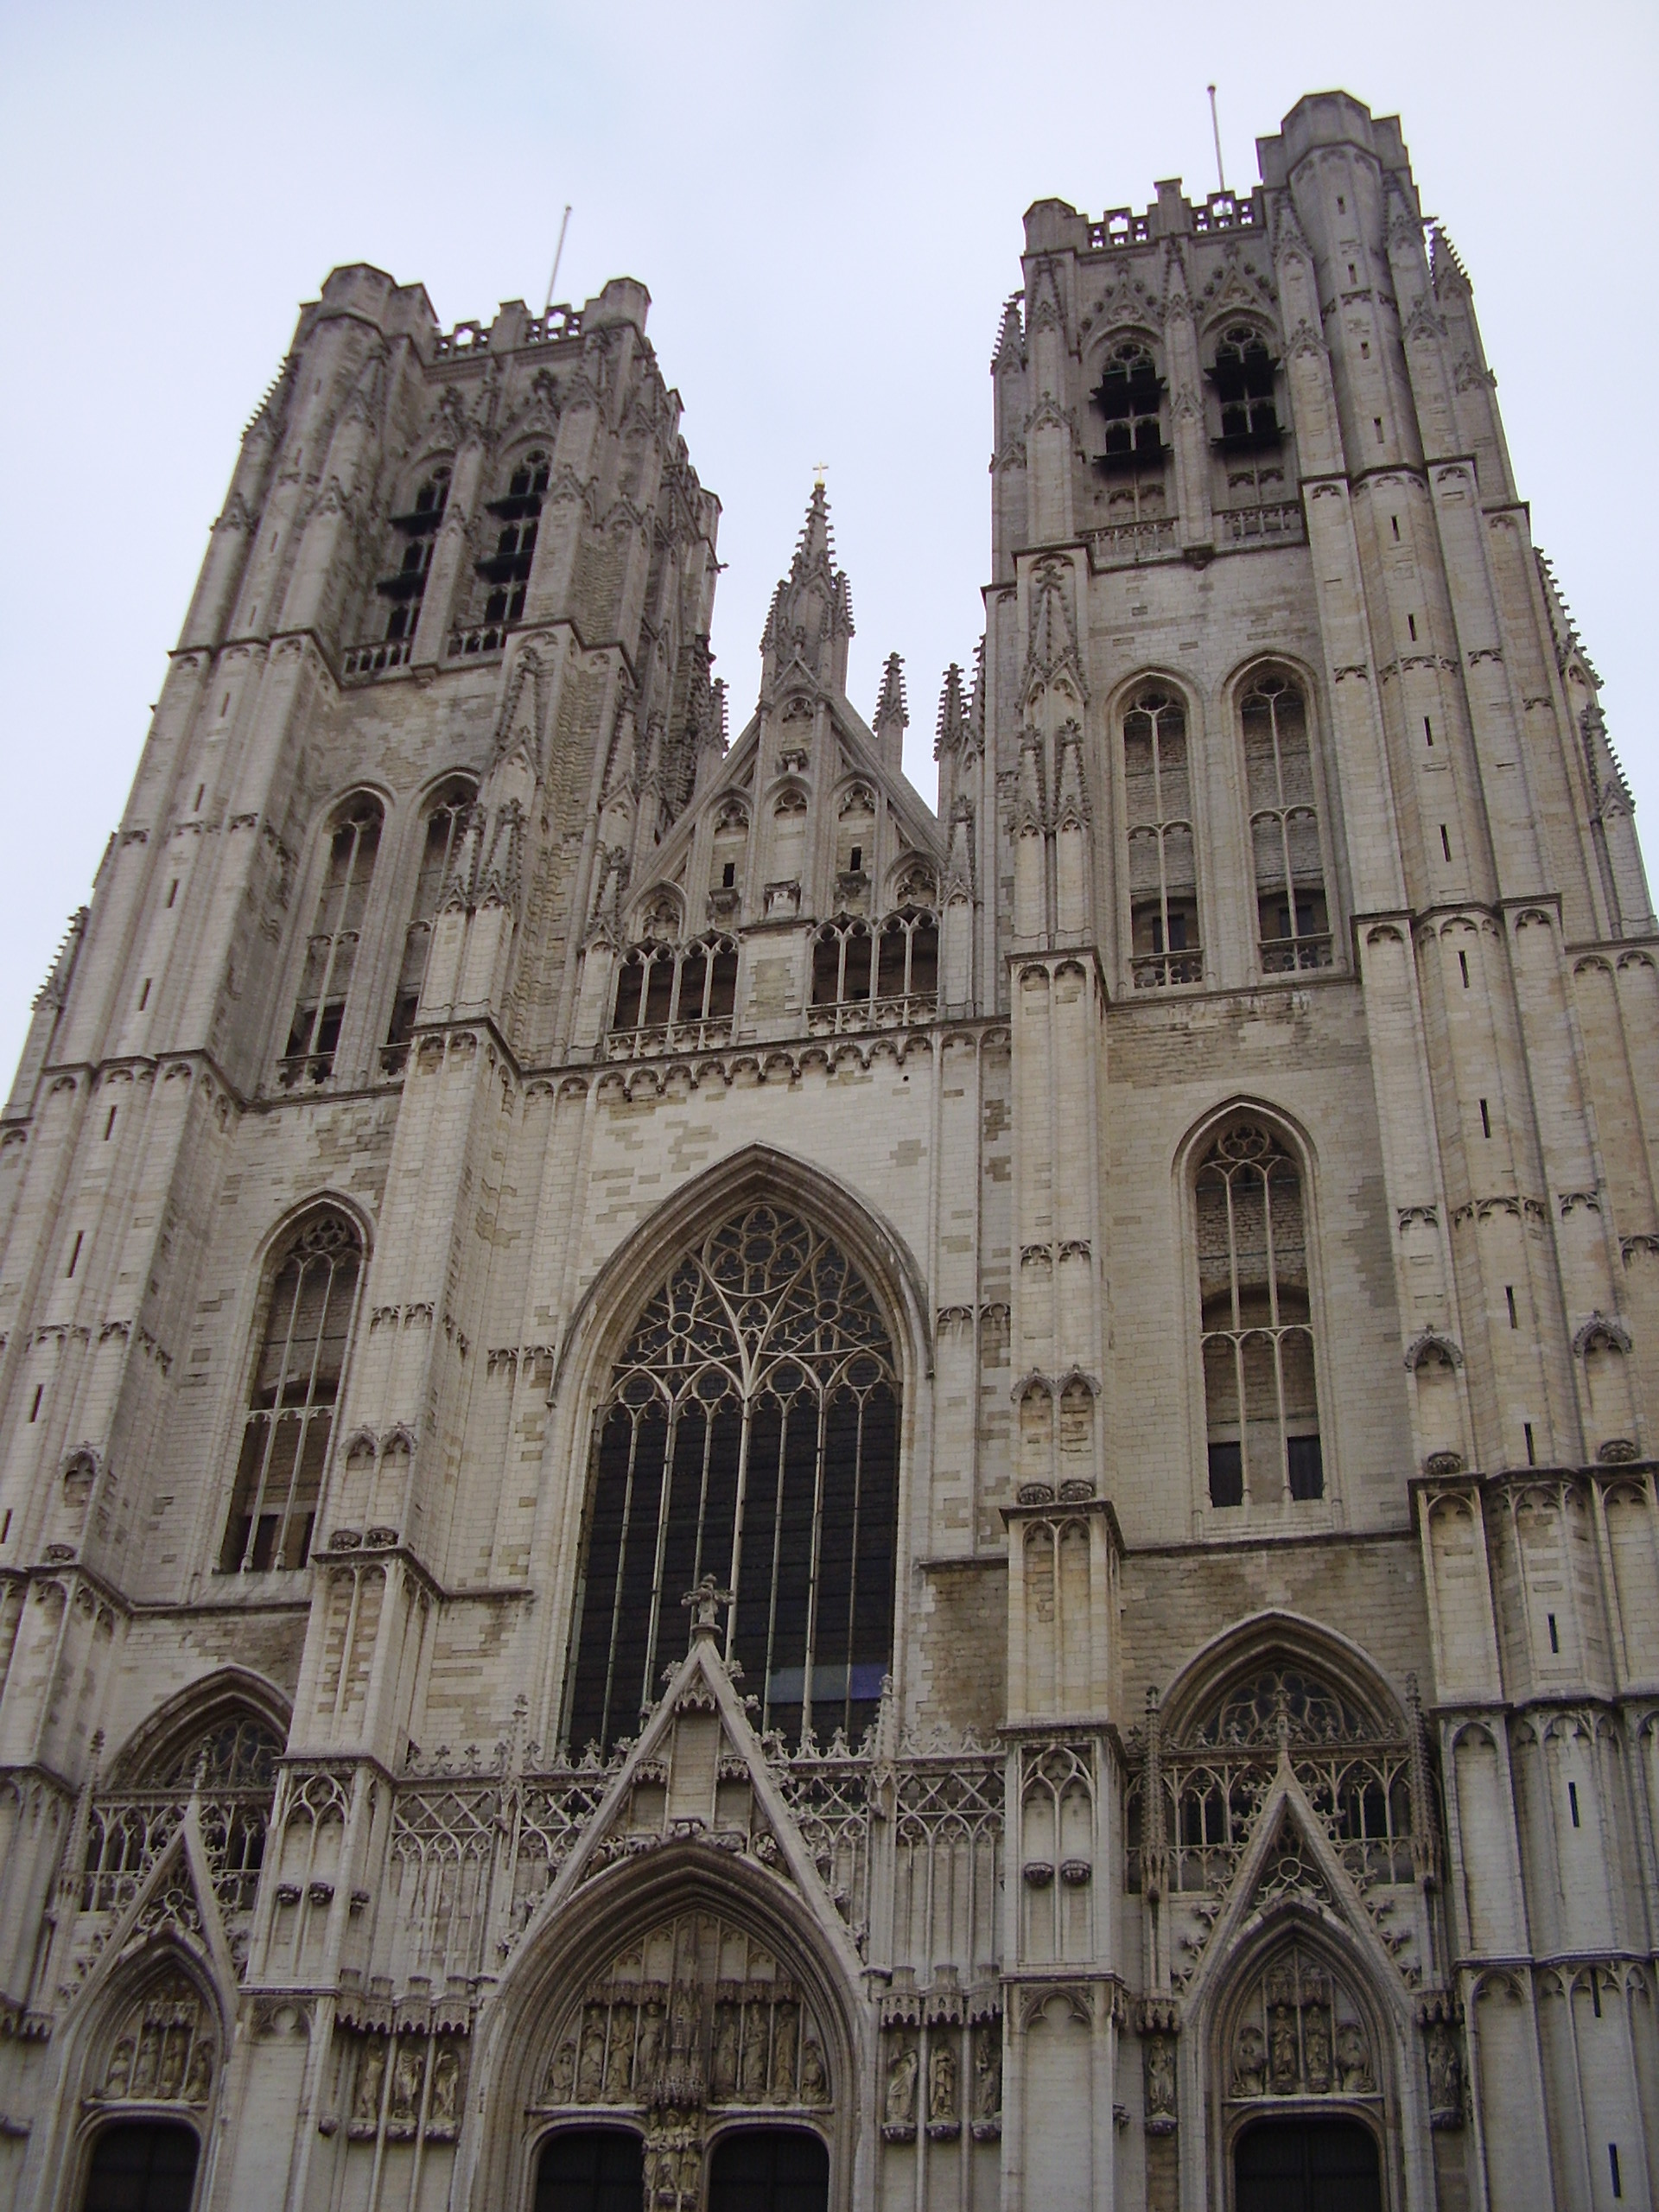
[812, 461, 828, 488]
[683, 1574, 734, 1642]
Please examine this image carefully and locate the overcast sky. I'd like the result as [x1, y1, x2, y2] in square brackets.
[1, 2, 1654, 1084]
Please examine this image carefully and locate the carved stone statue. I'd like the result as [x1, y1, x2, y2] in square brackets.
[739, 2004, 769, 2101]
[1337, 2019, 1375, 2095]
[104, 2037, 135, 2100]
[181, 2037, 214, 2106]
[352, 2037, 387, 2133]
[1302, 2003, 1332, 2093]
[426, 2045, 461, 2138]
[799, 2036, 829, 2107]
[1268, 2005, 1299, 2093]
[884, 2036, 919, 2133]
[927, 2035, 958, 2130]
[972, 2024, 1002, 2124]
[547, 2037, 576, 2103]
[1424, 2020, 1461, 2120]
[1144, 2032, 1177, 2119]
[1231, 2021, 1266, 2099]
[387, 2039, 424, 2134]
[710, 2004, 740, 2101]
[770, 2002, 798, 2101]
[576, 2009, 607, 2101]
[605, 2008, 635, 2101]
[635, 2000, 665, 2099]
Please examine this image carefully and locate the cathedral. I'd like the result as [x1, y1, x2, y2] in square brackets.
[2, 83, 1656, 2212]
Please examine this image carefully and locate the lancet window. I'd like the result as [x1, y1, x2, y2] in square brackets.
[281, 797, 383, 1086]
[1197, 1123, 1321, 1506]
[810, 908, 938, 1025]
[476, 448, 549, 625]
[1243, 676, 1330, 972]
[220, 1211, 362, 1572]
[383, 779, 475, 1071]
[1092, 340, 1167, 523]
[1211, 326, 1281, 449]
[82, 1710, 283, 1917]
[376, 467, 449, 643]
[565, 1205, 899, 1754]
[608, 933, 740, 1050]
[1122, 689, 1200, 987]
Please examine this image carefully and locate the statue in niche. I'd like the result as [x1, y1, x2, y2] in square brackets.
[1424, 2020, 1460, 2119]
[710, 2004, 740, 2101]
[182, 2037, 214, 2106]
[771, 2003, 798, 2101]
[972, 2024, 1001, 2123]
[352, 2037, 387, 2133]
[1337, 2020, 1375, 2095]
[883, 2035, 919, 2133]
[576, 2008, 607, 2102]
[635, 2000, 665, 2098]
[156, 2026, 188, 2101]
[1231, 2022, 1266, 2099]
[1302, 2003, 1332, 2093]
[387, 2039, 424, 2134]
[131, 2024, 161, 2099]
[605, 2009, 635, 2101]
[546, 2037, 576, 2103]
[739, 2004, 769, 2102]
[104, 2037, 136, 2100]
[426, 2045, 461, 2139]
[1268, 2005, 1299, 2094]
[799, 2036, 829, 2107]
[1143, 2033, 1176, 2120]
[928, 2035, 958, 2130]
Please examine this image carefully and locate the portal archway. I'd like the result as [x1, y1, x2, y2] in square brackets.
[709, 2126, 830, 2212]
[80, 2119, 200, 2212]
[1235, 2113, 1382, 2210]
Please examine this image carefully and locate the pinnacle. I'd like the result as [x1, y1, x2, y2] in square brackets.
[874, 652, 909, 731]
[935, 663, 969, 760]
[992, 296, 1024, 371]
[1429, 225, 1470, 295]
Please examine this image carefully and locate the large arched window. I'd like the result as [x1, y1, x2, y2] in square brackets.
[565, 1206, 899, 1754]
[280, 797, 383, 1087]
[609, 933, 740, 1052]
[1197, 1123, 1321, 1506]
[1243, 675, 1330, 972]
[1091, 340, 1166, 524]
[383, 780, 475, 1071]
[810, 909, 938, 1024]
[1123, 689, 1199, 987]
[220, 1212, 362, 1572]
[1211, 327, 1281, 449]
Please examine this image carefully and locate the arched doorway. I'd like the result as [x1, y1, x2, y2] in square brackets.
[533, 2126, 643, 2212]
[709, 2126, 830, 2212]
[1235, 2115, 1381, 2211]
[81, 2120, 200, 2212]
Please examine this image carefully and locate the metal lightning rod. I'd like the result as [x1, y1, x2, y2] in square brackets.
[543, 205, 573, 317]
[1207, 85, 1227, 194]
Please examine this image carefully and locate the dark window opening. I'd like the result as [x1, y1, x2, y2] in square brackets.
[1568, 1780, 1581, 1827]
[1211, 327, 1281, 450]
[82, 2121, 200, 2212]
[1208, 1440, 1243, 1508]
[67, 1231, 83, 1278]
[533, 2126, 643, 2212]
[476, 450, 550, 625]
[1479, 1098, 1491, 1139]
[610, 936, 740, 1044]
[722, 861, 736, 888]
[1092, 340, 1165, 471]
[810, 910, 937, 1015]
[1524, 1420, 1536, 1465]
[1424, 716, 1434, 747]
[1440, 824, 1452, 862]
[1548, 1611, 1559, 1652]
[1125, 690, 1201, 986]
[220, 1211, 361, 1573]
[29, 1384, 42, 1422]
[376, 467, 449, 641]
[708, 2128, 830, 2212]
[564, 1208, 899, 1756]
[1505, 1285, 1518, 1331]
[1287, 1433, 1324, 1501]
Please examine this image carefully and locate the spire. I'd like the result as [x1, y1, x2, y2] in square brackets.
[992, 295, 1025, 372]
[968, 638, 986, 755]
[1429, 226, 1470, 297]
[760, 480, 855, 700]
[874, 652, 908, 777]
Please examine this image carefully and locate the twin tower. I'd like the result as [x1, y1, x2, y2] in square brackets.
[0, 89, 1654, 2212]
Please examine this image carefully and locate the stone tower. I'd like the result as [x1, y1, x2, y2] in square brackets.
[0, 89, 1655, 2212]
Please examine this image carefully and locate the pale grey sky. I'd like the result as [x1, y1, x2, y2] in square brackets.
[1, 2, 1654, 1085]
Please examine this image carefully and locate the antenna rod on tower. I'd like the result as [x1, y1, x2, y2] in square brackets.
[1207, 85, 1227, 194]
[543, 205, 573, 316]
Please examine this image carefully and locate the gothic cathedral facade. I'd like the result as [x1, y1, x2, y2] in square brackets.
[0, 88, 1655, 2212]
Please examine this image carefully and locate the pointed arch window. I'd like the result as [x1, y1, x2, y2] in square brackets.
[1092, 340, 1164, 467]
[608, 932, 740, 1054]
[376, 467, 450, 643]
[1243, 676, 1331, 972]
[383, 780, 476, 1072]
[564, 1205, 899, 1754]
[1211, 326, 1281, 449]
[810, 907, 938, 1027]
[477, 448, 549, 625]
[1197, 1123, 1321, 1506]
[281, 798, 383, 1087]
[219, 1211, 362, 1572]
[1123, 689, 1200, 987]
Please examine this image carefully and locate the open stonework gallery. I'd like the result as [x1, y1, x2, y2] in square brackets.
[0, 89, 1656, 2212]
